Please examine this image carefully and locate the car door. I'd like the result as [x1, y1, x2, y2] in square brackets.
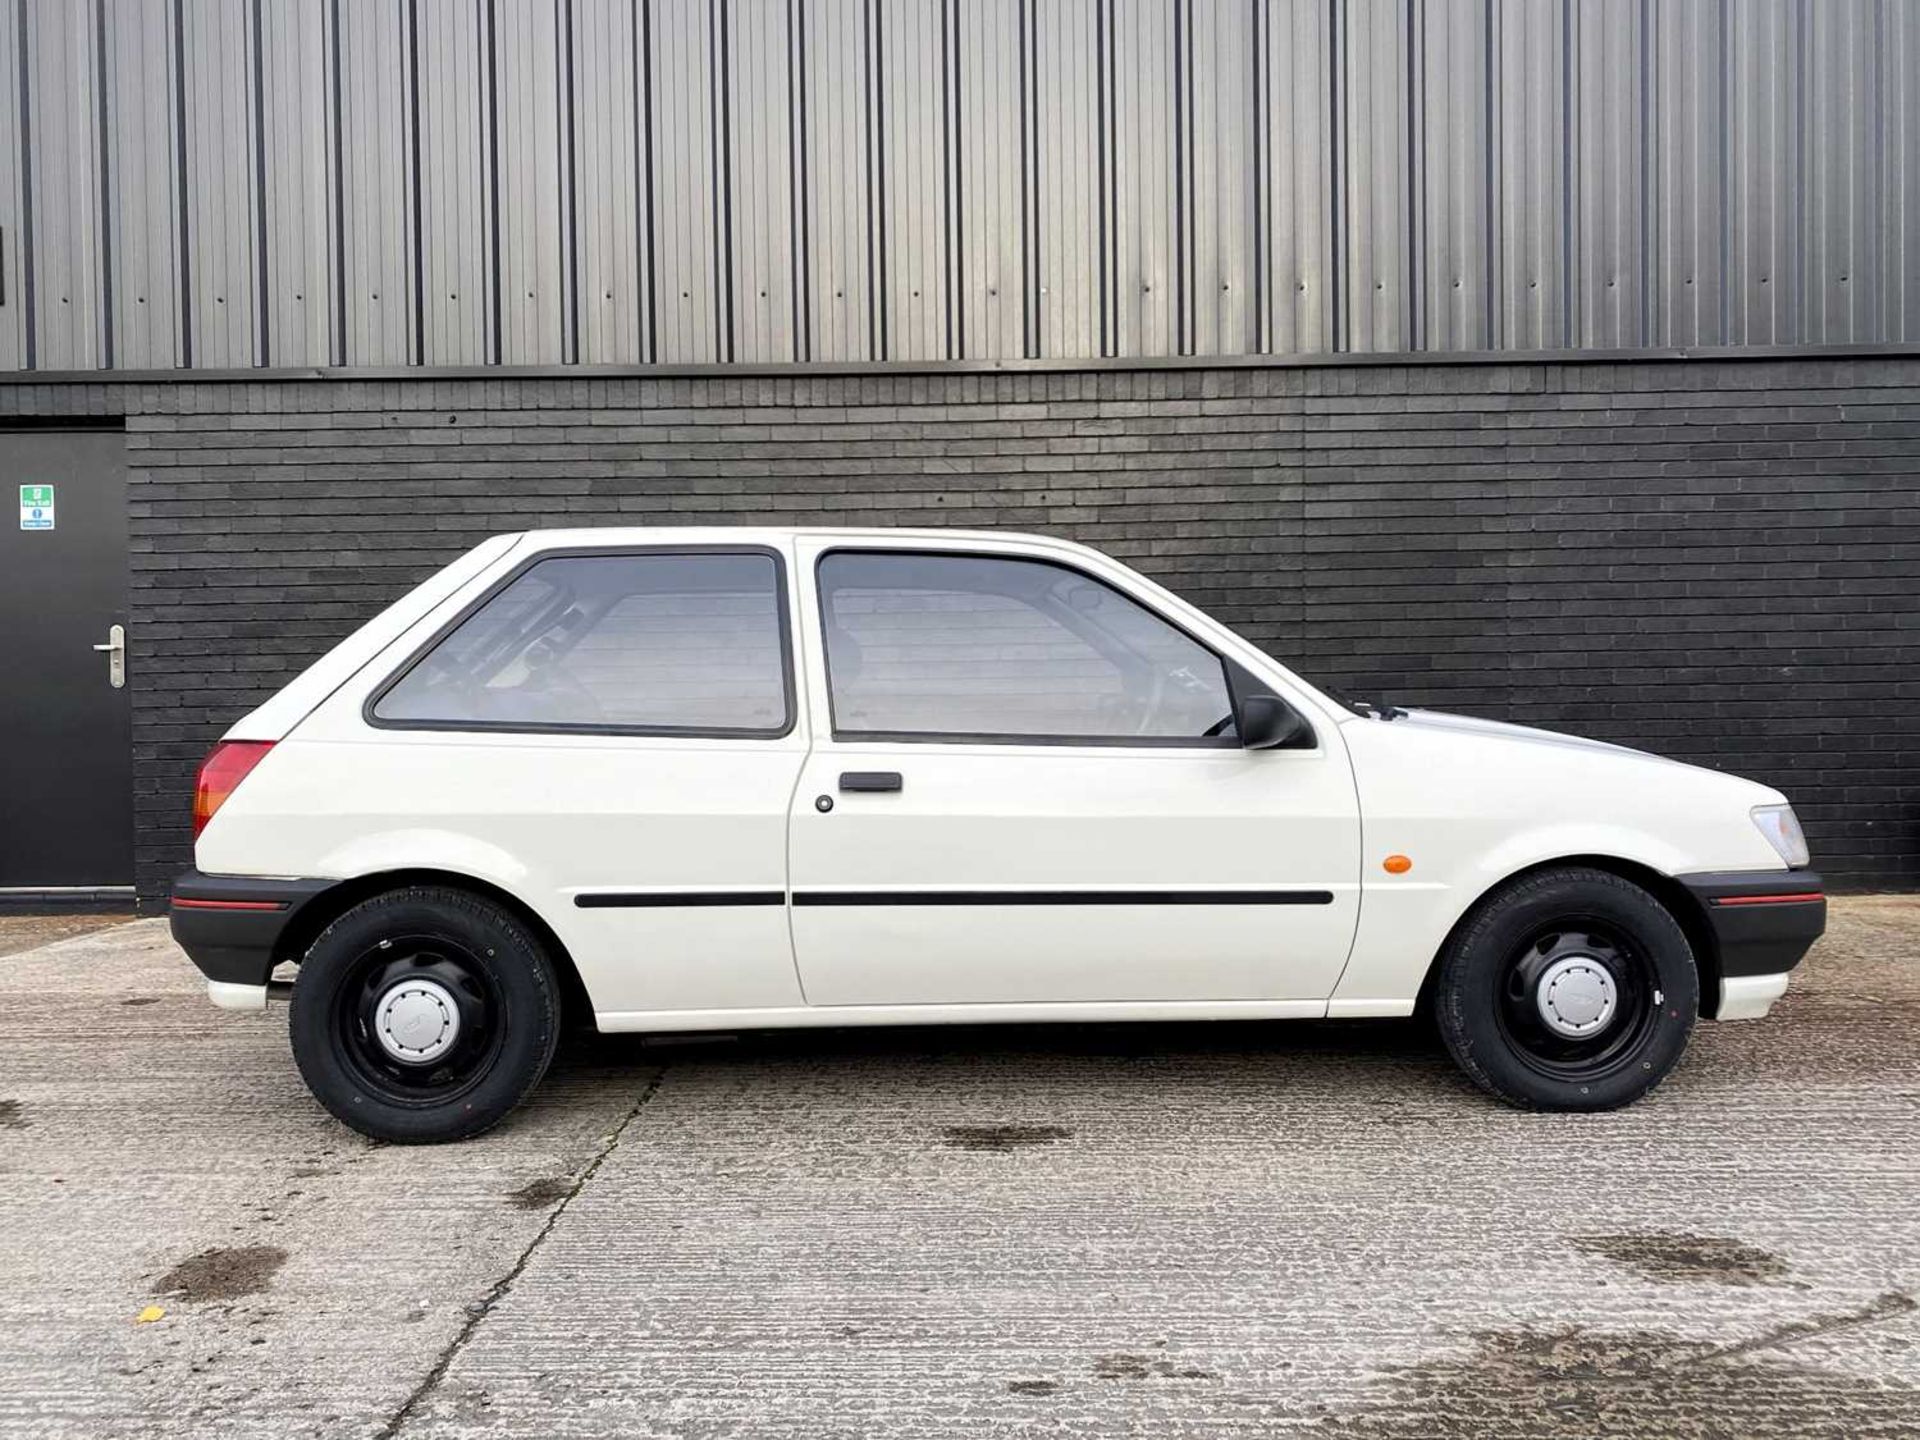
[786, 537, 1362, 1008]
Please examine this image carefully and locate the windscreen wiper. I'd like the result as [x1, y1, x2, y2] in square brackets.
[1356, 699, 1408, 721]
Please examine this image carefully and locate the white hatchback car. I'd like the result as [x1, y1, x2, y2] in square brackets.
[172, 527, 1825, 1142]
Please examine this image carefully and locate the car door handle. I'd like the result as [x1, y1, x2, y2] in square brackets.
[838, 771, 903, 793]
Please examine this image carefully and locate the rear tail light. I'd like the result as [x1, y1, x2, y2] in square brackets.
[192, 741, 275, 840]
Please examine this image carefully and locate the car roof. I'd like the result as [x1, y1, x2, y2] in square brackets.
[506, 525, 1085, 551]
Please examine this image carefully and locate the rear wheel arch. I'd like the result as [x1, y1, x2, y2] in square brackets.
[1415, 854, 1720, 1018]
[274, 869, 595, 1027]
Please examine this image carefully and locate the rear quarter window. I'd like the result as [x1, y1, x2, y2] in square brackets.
[371, 551, 791, 735]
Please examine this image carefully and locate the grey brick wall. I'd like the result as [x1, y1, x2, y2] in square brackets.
[9, 355, 1917, 899]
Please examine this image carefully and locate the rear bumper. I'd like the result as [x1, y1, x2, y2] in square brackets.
[169, 871, 331, 989]
[1678, 869, 1826, 1019]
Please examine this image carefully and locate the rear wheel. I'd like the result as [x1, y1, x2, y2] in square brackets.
[1434, 867, 1698, 1110]
[289, 886, 561, 1143]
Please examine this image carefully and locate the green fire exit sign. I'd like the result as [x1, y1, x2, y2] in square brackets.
[19, 484, 55, 531]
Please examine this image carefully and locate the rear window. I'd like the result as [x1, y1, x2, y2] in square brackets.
[372, 551, 791, 734]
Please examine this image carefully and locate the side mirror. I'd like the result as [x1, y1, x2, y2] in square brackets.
[1228, 664, 1312, 750]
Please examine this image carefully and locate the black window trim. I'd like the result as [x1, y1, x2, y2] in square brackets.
[363, 543, 800, 741]
[813, 545, 1312, 751]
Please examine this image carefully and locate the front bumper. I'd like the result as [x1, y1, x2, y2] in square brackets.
[169, 870, 332, 1000]
[1678, 869, 1826, 1018]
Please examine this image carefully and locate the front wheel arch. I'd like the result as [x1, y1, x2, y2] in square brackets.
[273, 869, 596, 1029]
[1414, 854, 1721, 1021]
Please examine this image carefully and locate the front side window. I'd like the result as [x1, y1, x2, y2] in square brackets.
[818, 551, 1233, 743]
[374, 551, 790, 733]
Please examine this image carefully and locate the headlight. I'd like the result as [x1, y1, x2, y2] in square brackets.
[1751, 804, 1810, 868]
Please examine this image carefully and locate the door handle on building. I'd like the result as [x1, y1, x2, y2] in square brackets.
[92, 623, 126, 689]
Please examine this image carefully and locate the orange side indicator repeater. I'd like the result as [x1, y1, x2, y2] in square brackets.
[1383, 855, 1413, 875]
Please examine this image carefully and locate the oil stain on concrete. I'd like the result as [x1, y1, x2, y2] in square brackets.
[506, 1177, 573, 1210]
[0, 1100, 26, 1130]
[1006, 1379, 1061, 1396]
[152, 1246, 289, 1304]
[940, 1124, 1072, 1152]
[1093, 1351, 1217, 1381]
[1312, 1292, 1919, 1439]
[1575, 1232, 1790, 1286]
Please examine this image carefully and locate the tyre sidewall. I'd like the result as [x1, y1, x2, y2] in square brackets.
[1438, 870, 1699, 1110]
[289, 887, 560, 1143]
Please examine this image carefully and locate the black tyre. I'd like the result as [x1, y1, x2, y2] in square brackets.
[288, 886, 562, 1144]
[1433, 866, 1698, 1110]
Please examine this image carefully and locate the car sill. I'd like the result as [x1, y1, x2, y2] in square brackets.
[592, 998, 1333, 1033]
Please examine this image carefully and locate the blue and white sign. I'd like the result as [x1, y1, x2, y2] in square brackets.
[19, 483, 54, 531]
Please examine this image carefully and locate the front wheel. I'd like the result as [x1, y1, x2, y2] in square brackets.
[1433, 867, 1699, 1110]
[288, 886, 562, 1143]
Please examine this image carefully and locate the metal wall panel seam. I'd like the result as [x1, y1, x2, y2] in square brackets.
[562, 0, 576, 363]
[1637, 0, 1650, 347]
[947, 0, 963, 358]
[1402, 0, 1417, 352]
[1872, 0, 1889, 342]
[92, 0, 111, 367]
[1250, 0, 1265, 354]
[12, 0, 33, 364]
[861, 0, 883, 359]
[1793, 0, 1808, 344]
[714, 0, 732, 363]
[1017, 0, 1034, 358]
[407, 0, 423, 365]
[1481, 0, 1496, 348]
[172, 0, 191, 365]
[1173, 0, 1186, 355]
[484, 0, 501, 363]
[328, 0, 345, 363]
[788, 0, 809, 361]
[250, 0, 267, 364]
[863, 0, 876, 358]
[1184, 0, 1200, 356]
[635, 0, 656, 362]
[1094, 0, 1109, 357]
[1728, 0, 1743, 343]
[1327, 0, 1342, 353]
[1896, 0, 1917, 340]
[1559, 0, 1574, 348]
[938, 0, 950, 357]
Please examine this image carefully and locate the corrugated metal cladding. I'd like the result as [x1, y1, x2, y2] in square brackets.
[1, 0, 1915, 373]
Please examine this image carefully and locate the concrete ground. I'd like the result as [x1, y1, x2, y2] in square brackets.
[0, 910, 134, 959]
[0, 901, 1915, 1439]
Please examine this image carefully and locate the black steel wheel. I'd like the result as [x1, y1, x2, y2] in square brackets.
[330, 937, 505, 1106]
[290, 886, 562, 1143]
[1434, 867, 1698, 1110]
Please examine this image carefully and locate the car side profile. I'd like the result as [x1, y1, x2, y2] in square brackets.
[171, 527, 1826, 1143]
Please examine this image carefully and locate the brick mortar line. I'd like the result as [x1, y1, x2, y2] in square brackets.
[373, 1066, 669, 1440]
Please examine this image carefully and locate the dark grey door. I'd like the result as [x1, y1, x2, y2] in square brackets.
[0, 429, 133, 891]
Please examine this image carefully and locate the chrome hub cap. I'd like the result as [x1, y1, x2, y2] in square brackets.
[1534, 955, 1618, 1038]
[373, 977, 462, 1065]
